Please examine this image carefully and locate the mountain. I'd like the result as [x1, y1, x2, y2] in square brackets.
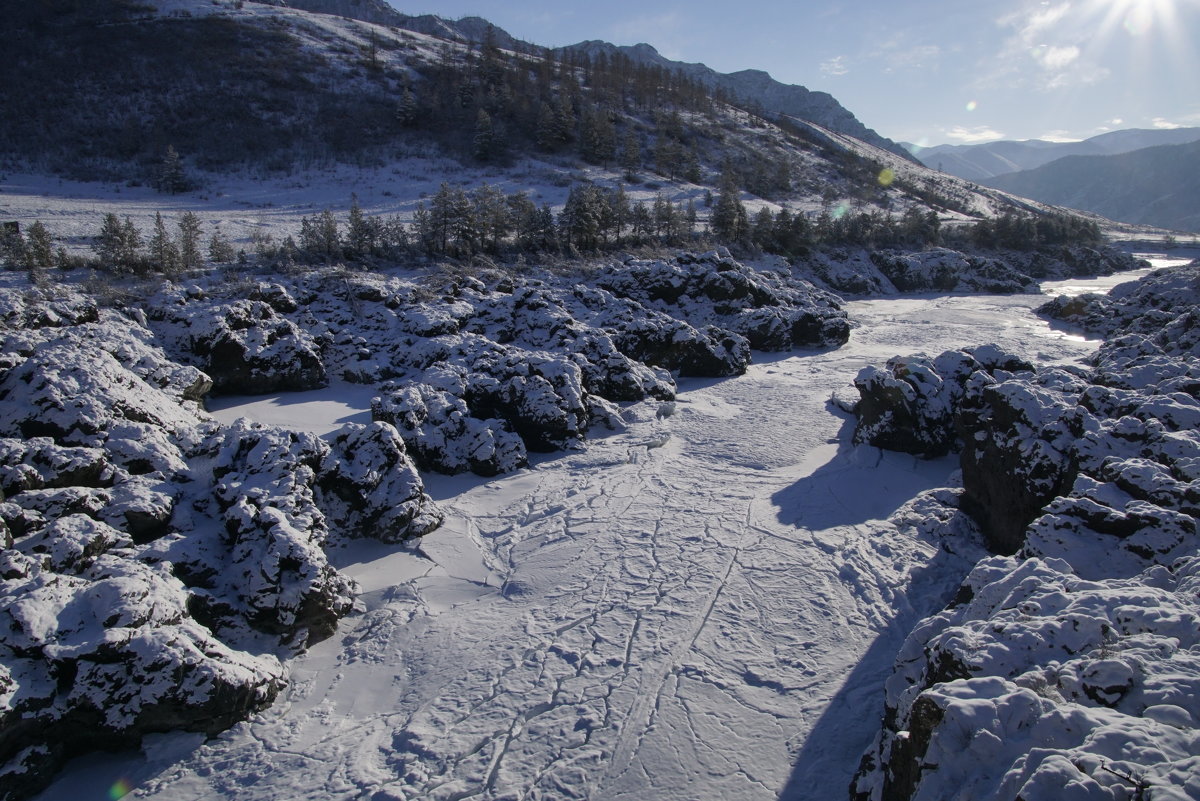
[273, 2, 915, 164]
[982, 139, 1200, 233]
[564, 40, 917, 163]
[0, 0, 1067, 237]
[907, 127, 1200, 181]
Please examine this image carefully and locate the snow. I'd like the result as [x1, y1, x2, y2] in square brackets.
[207, 381, 377, 436]
[26, 259, 1183, 801]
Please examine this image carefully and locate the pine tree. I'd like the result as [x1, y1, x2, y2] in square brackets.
[620, 130, 641, 177]
[346, 194, 378, 260]
[120, 217, 143, 270]
[473, 109, 495, 162]
[299, 210, 342, 261]
[629, 201, 652, 244]
[95, 213, 125, 268]
[208, 228, 236, 263]
[156, 145, 188, 194]
[397, 86, 420, 127]
[23, 221, 53, 286]
[711, 172, 748, 244]
[535, 103, 559, 152]
[148, 212, 180, 276]
[178, 211, 203, 271]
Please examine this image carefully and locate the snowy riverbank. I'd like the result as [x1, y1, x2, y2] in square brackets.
[27, 258, 1187, 801]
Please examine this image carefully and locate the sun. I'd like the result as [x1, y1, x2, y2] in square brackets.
[1093, 0, 1182, 36]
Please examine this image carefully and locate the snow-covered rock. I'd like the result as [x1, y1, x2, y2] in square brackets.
[147, 295, 327, 395]
[0, 287, 441, 799]
[372, 382, 527, 476]
[855, 261, 1200, 801]
[318, 421, 443, 542]
[207, 420, 355, 643]
[805, 246, 1145, 297]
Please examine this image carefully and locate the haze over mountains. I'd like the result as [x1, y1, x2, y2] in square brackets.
[981, 139, 1200, 234]
[905, 127, 1200, 182]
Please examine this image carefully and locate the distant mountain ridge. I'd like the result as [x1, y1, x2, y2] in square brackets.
[982, 139, 1200, 233]
[907, 127, 1200, 182]
[268, 1, 914, 164]
[561, 40, 917, 163]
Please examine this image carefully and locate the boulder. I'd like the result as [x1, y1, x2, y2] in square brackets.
[318, 421, 443, 542]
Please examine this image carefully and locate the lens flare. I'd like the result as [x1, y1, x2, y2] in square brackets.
[832, 201, 851, 220]
[109, 779, 133, 800]
[965, 100, 978, 112]
[877, 168, 896, 187]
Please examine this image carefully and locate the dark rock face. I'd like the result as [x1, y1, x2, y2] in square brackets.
[955, 374, 1086, 555]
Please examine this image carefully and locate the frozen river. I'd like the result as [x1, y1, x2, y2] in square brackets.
[37, 258, 1187, 801]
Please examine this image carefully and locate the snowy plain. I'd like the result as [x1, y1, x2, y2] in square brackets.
[29, 257, 1188, 801]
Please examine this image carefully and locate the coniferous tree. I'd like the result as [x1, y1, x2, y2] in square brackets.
[629, 201, 652, 244]
[178, 212, 203, 272]
[473, 109, 495, 162]
[95, 213, 125, 268]
[156, 145, 188, 194]
[397, 87, 420, 127]
[620, 130, 641, 177]
[208, 228, 236, 263]
[711, 172, 748, 244]
[346, 194, 378, 260]
[148, 212, 180, 276]
[23, 221, 54, 285]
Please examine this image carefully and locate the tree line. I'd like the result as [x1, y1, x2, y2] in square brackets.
[3, 184, 1106, 287]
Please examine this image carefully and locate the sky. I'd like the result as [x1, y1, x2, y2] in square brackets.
[392, 0, 1200, 147]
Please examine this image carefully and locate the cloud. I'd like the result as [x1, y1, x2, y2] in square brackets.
[1039, 129, 1081, 142]
[1152, 117, 1182, 129]
[945, 125, 1006, 143]
[980, 1, 1110, 91]
[1035, 44, 1079, 70]
[820, 55, 848, 77]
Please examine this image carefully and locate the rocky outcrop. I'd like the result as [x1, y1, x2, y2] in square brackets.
[148, 295, 327, 395]
[0, 291, 439, 800]
[808, 246, 1146, 297]
[854, 263, 1200, 801]
[852, 345, 1034, 459]
[595, 252, 851, 350]
[319, 421, 443, 542]
[372, 383, 527, 476]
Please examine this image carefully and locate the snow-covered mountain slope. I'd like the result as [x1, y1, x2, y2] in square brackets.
[26, 256, 1179, 801]
[908, 127, 1200, 182]
[562, 40, 916, 163]
[983, 140, 1200, 234]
